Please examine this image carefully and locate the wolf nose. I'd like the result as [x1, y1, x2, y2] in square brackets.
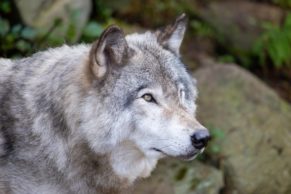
[191, 129, 210, 149]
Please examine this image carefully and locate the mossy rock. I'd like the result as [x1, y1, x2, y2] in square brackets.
[194, 63, 291, 194]
[197, 1, 285, 52]
[133, 159, 223, 194]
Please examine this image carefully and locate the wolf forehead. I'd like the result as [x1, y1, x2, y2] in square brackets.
[112, 32, 197, 106]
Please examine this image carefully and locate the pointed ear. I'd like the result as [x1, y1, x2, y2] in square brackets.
[155, 13, 188, 56]
[89, 25, 132, 79]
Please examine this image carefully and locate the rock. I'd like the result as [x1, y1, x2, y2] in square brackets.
[197, 1, 285, 51]
[133, 159, 224, 194]
[194, 64, 291, 194]
[14, 0, 91, 42]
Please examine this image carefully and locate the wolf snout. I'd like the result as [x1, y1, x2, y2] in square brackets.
[191, 129, 210, 149]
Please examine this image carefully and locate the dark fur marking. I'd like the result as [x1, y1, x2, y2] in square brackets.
[123, 84, 148, 109]
[35, 94, 70, 138]
[0, 83, 16, 158]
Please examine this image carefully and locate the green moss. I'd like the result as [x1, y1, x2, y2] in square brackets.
[189, 177, 201, 191]
[175, 167, 188, 181]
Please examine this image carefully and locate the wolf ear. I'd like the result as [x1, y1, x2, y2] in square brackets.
[155, 13, 187, 56]
[89, 25, 133, 79]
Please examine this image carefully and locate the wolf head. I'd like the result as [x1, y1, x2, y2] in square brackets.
[80, 14, 210, 165]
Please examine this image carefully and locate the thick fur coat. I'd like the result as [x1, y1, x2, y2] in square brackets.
[0, 14, 209, 194]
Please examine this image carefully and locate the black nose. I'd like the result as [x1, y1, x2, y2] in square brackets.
[191, 129, 210, 149]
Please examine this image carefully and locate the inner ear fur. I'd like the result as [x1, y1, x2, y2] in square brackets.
[155, 13, 188, 56]
[89, 25, 133, 80]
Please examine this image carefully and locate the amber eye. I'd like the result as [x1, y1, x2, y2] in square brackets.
[142, 94, 156, 103]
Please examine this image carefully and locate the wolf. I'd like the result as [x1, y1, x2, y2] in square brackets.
[0, 14, 210, 194]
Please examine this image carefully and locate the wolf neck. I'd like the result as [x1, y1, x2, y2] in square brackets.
[56, 140, 125, 193]
[58, 140, 157, 193]
[109, 141, 158, 184]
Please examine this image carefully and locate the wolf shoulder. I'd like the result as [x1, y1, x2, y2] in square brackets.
[0, 58, 14, 107]
[0, 59, 12, 157]
[0, 58, 14, 81]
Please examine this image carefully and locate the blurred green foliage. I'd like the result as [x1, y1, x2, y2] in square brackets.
[208, 127, 225, 155]
[0, 16, 37, 57]
[81, 21, 104, 42]
[217, 55, 236, 64]
[273, 0, 291, 8]
[253, 14, 291, 68]
[99, 0, 186, 27]
[0, 0, 108, 57]
[0, 1, 11, 14]
[190, 20, 215, 38]
[197, 126, 225, 164]
[1, 0, 291, 72]
[190, 11, 291, 69]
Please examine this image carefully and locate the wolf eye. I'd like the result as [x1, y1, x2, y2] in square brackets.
[142, 94, 156, 103]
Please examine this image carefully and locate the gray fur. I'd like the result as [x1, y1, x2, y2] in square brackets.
[0, 14, 206, 194]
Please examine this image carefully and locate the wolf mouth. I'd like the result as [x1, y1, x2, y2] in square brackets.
[151, 148, 202, 160]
